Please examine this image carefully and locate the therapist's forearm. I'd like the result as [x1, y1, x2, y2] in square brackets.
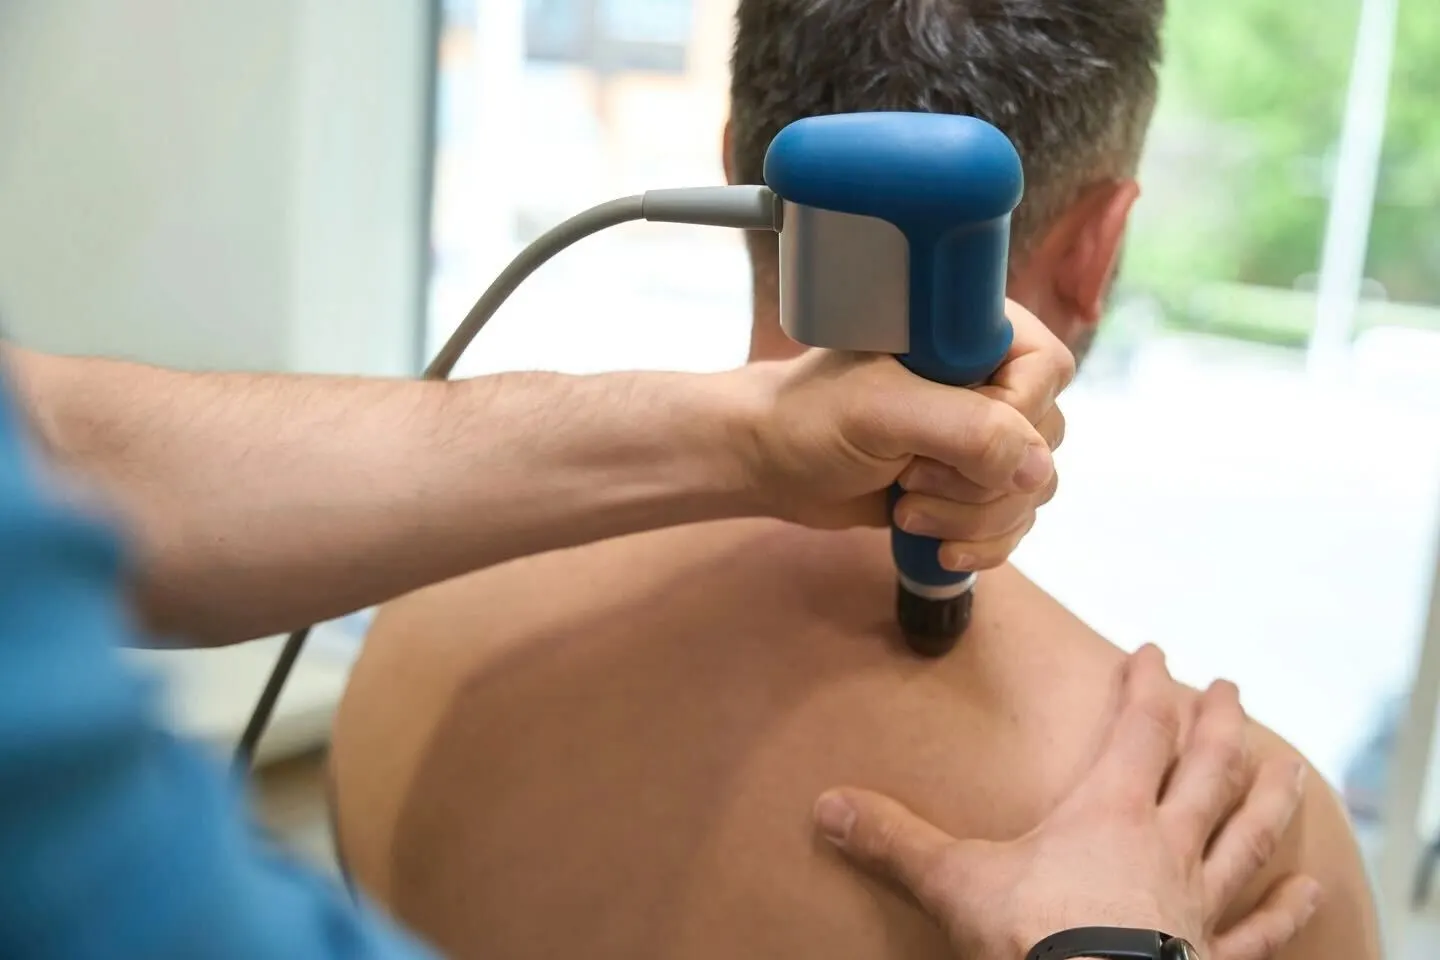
[6, 348, 763, 645]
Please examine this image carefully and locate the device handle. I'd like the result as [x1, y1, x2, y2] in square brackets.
[758, 111, 1023, 638]
[890, 218, 1014, 597]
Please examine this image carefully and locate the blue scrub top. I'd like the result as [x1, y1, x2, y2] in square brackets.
[0, 366, 439, 958]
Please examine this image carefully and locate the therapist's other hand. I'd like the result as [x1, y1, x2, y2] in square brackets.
[742, 299, 1069, 569]
[812, 645, 1320, 960]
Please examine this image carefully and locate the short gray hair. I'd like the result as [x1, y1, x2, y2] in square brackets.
[729, 0, 1163, 258]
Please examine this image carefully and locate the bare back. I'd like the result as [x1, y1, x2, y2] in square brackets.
[332, 521, 1378, 959]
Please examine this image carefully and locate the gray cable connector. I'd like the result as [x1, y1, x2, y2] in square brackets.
[642, 185, 782, 232]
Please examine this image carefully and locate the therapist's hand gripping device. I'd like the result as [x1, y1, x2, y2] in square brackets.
[765, 112, 1023, 655]
[236, 111, 1024, 767]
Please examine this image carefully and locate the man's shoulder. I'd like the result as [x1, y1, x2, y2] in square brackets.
[1236, 724, 1381, 960]
[377, 519, 880, 637]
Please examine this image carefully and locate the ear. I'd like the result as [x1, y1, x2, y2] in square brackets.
[721, 117, 737, 185]
[1037, 179, 1140, 327]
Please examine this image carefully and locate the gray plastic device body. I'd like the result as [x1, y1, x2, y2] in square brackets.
[778, 202, 912, 355]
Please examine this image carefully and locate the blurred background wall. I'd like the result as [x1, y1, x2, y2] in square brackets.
[0, 0, 430, 376]
[0, 0, 436, 778]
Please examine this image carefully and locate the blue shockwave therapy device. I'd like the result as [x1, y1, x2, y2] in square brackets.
[765, 112, 1024, 656]
[237, 111, 1024, 767]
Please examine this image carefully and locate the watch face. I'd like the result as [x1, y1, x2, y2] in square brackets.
[1161, 938, 1201, 960]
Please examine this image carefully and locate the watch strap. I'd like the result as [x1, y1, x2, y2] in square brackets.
[1026, 926, 1167, 960]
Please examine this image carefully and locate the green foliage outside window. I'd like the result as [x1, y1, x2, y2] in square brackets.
[1117, 0, 1440, 346]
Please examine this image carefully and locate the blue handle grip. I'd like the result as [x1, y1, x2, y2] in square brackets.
[764, 113, 1023, 594]
[892, 211, 1015, 591]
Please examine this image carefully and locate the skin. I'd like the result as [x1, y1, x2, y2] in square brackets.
[328, 126, 1381, 960]
[822, 645, 1323, 959]
[333, 529, 1376, 959]
[0, 334, 1059, 646]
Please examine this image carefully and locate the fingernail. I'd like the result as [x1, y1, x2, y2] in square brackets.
[897, 509, 938, 537]
[1292, 761, 1308, 795]
[942, 549, 977, 572]
[1012, 444, 1053, 491]
[814, 792, 857, 845]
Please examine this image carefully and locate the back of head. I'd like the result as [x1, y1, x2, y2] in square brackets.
[728, 0, 1164, 260]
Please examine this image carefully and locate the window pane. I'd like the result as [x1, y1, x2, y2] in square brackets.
[1018, 0, 1440, 945]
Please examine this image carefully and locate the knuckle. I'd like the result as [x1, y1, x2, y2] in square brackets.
[938, 518, 984, 546]
[1257, 917, 1295, 956]
[869, 813, 908, 862]
[1229, 929, 1273, 960]
[1035, 409, 1064, 451]
[963, 480, 1007, 505]
[1137, 668, 1179, 721]
[903, 497, 997, 544]
[1217, 737, 1251, 787]
[1241, 822, 1281, 871]
[913, 849, 964, 910]
[968, 513, 1037, 568]
[977, 496, 1027, 539]
[908, 464, 1005, 504]
[963, 545, 1008, 571]
[897, 459, 939, 495]
[928, 398, 1004, 475]
[851, 394, 918, 460]
[969, 397, 1015, 448]
[1138, 692, 1182, 743]
[1001, 517, 1039, 565]
[1213, 680, 1245, 720]
[1010, 511, 1039, 544]
[975, 513, 1013, 545]
[1054, 343, 1078, 389]
[1039, 470, 1060, 506]
[979, 406, 1032, 478]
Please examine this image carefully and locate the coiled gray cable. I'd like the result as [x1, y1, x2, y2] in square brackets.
[234, 186, 780, 769]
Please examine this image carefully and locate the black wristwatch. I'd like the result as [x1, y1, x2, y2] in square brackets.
[1025, 926, 1200, 960]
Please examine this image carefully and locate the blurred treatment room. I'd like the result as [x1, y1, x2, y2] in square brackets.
[1, 0, 1439, 958]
